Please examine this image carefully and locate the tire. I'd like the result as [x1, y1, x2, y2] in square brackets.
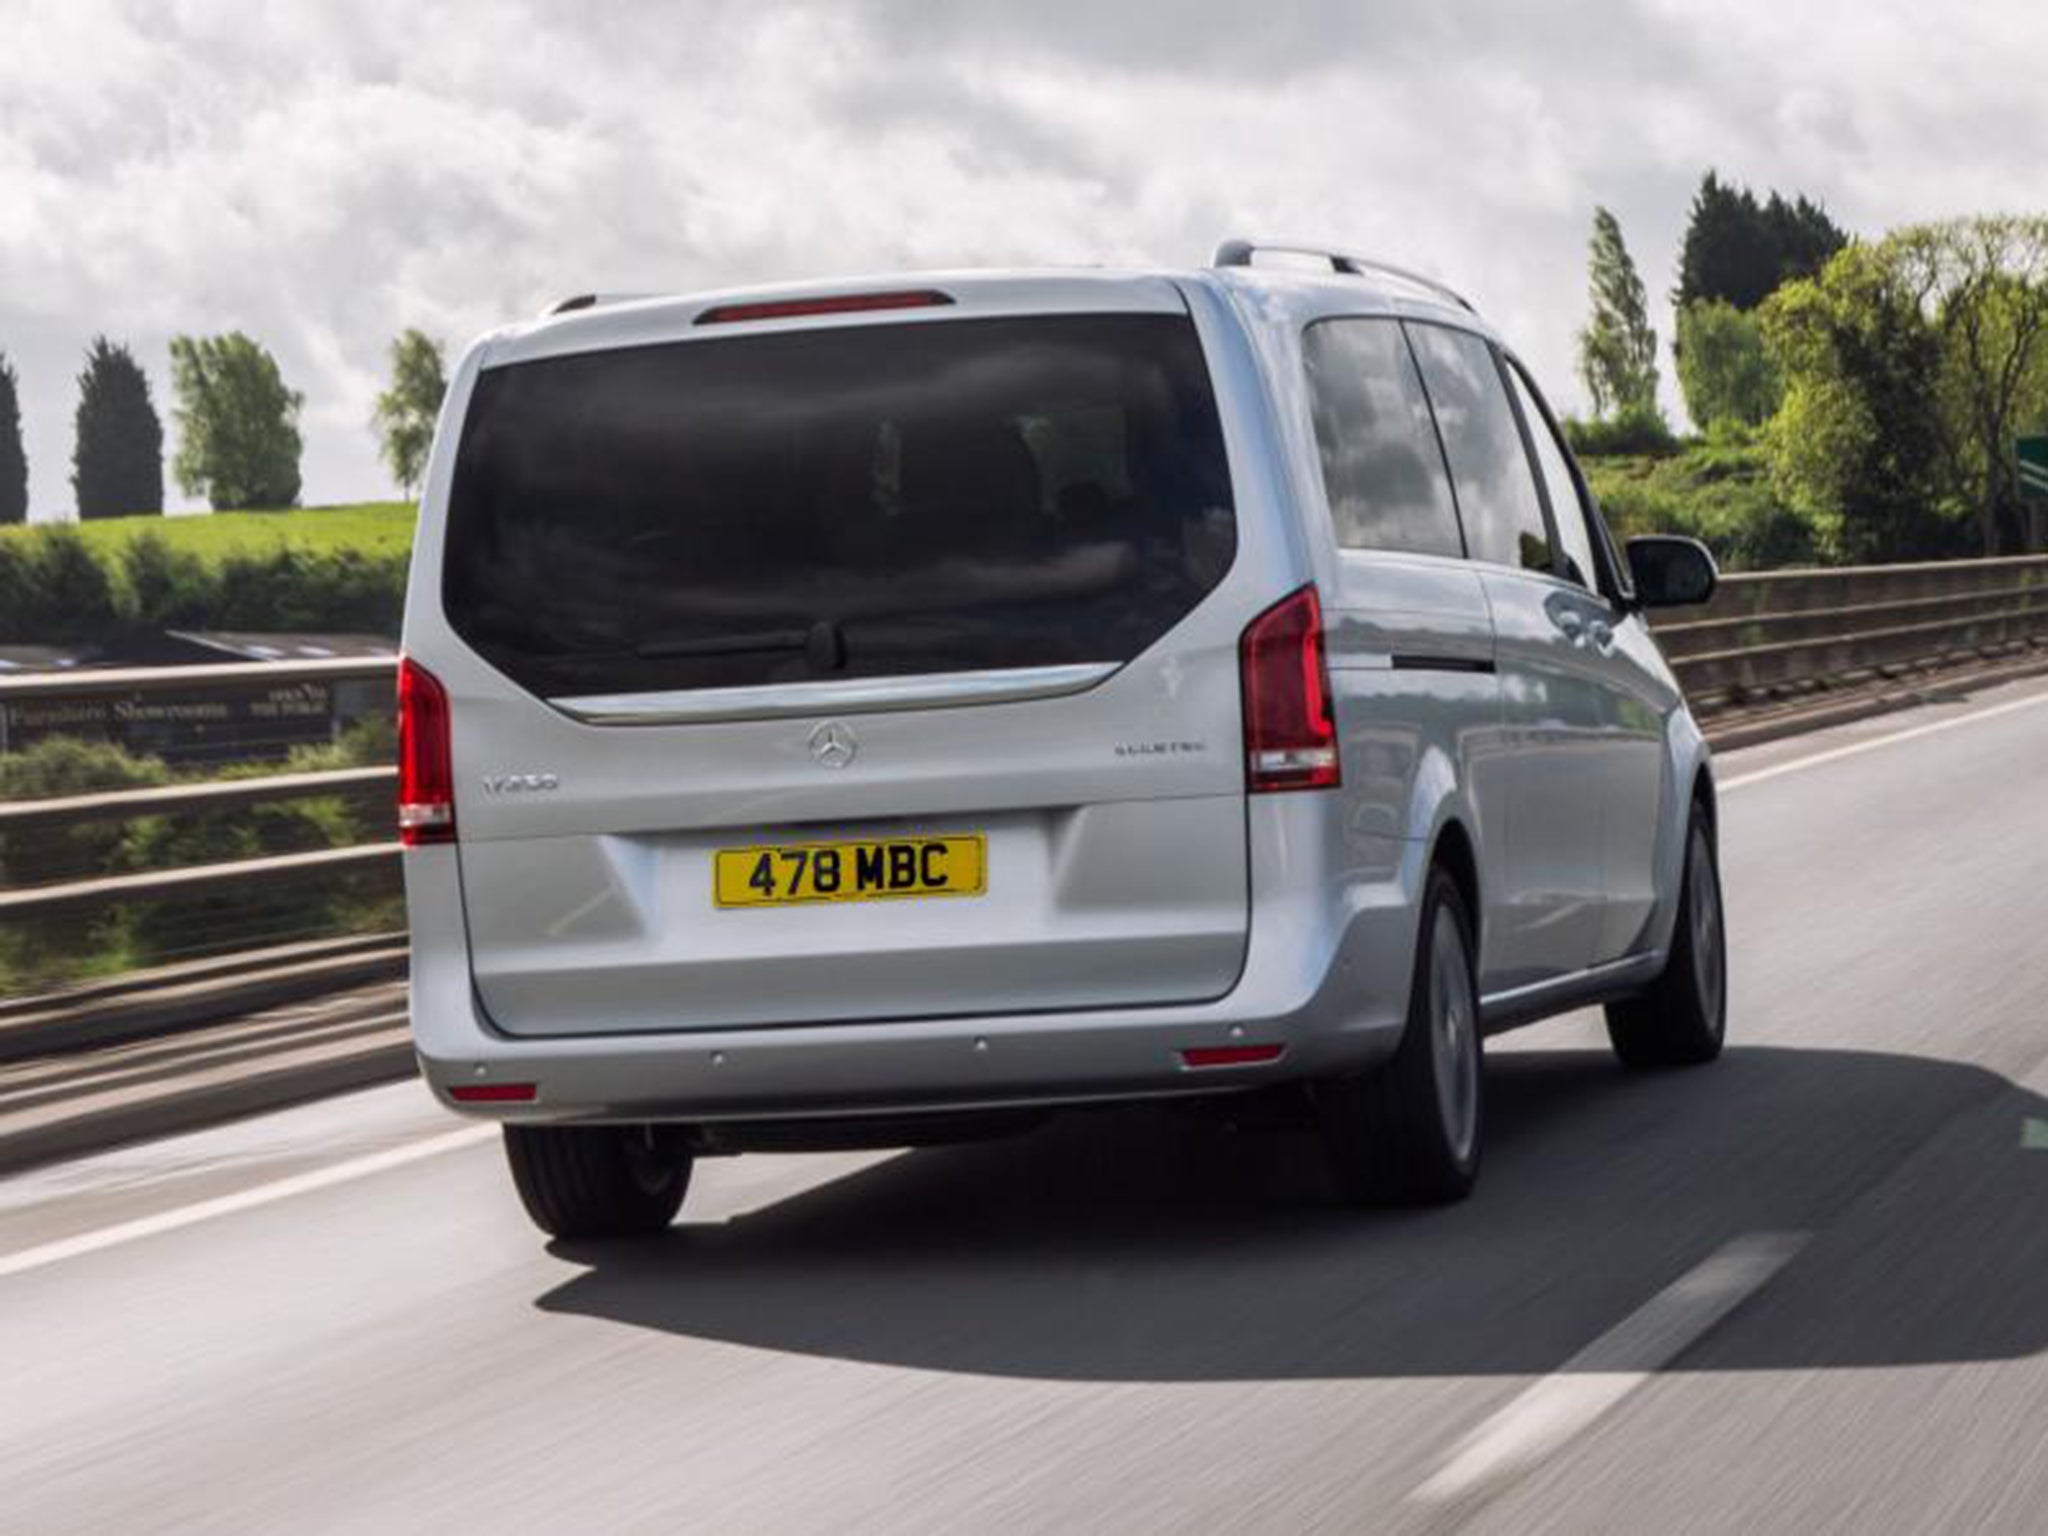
[1605, 810, 1726, 1069]
[502, 1124, 692, 1240]
[1315, 866, 1483, 1205]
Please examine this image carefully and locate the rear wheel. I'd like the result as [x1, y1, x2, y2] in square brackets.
[1605, 811, 1726, 1069]
[1315, 867, 1482, 1205]
[503, 1124, 692, 1240]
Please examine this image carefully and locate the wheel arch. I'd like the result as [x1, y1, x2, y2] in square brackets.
[1691, 760, 1719, 847]
[1428, 816, 1483, 960]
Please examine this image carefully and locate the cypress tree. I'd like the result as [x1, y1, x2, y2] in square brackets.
[0, 354, 26, 525]
[73, 337, 165, 520]
[1676, 171, 1848, 311]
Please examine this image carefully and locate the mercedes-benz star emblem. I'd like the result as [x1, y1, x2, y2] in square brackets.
[808, 720, 858, 769]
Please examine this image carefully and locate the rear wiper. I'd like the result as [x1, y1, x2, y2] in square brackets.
[635, 619, 846, 670]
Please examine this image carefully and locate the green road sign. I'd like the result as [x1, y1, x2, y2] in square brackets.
[2020, 436, 2048, 500]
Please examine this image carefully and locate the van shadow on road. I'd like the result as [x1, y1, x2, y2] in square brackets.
[537, 1046, 2048, 1382]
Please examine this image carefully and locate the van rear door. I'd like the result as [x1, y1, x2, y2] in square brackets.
[434, 289, 1253, 1037]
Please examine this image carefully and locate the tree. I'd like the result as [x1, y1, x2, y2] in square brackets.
[1675, 172, 1848, 312]
[168, 332, 304, 510]
[1762, 245, 1962, 563]
[1576, 207, 1662, 421]
[0, 353, 25, 525]
[1675, 299, 1781, 431]
[72, 337, 164, 520]
[371, 329, 447, 494]
[1889, 217, 2048, 555]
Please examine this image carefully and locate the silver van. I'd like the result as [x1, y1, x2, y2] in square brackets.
[400, 242, 1725, 1239]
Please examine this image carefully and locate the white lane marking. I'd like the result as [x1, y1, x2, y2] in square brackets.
[0, 1123, 495, 1282]
[1721, 686, 2048, 793]
[1411, 1231, 1808, 1506]
[2023, 1118, 2048, 1151]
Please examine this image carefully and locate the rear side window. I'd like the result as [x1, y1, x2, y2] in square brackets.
[1302, 319, 1464, 558]
[442, 315, 1236, 699]
[1404, 324, 1554, 574]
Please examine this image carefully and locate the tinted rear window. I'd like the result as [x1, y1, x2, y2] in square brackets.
[442, 314, 1236, 699]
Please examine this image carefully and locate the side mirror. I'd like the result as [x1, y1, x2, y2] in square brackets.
[1625, 536, 1719, 609]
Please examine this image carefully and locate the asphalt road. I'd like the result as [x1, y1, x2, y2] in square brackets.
[5, 675, 2048, 1534]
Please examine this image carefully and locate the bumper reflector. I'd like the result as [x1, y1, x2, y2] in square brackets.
[450, 1082, 537, 1103]
[1181, 1044, 1286, 1069]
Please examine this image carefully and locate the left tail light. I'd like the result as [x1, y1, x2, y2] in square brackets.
[397, 656, 455, 845]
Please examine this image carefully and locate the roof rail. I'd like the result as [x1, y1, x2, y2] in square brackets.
[1212, 239, 1477, 314]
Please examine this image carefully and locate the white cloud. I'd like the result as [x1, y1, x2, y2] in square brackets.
[2, 0, 2044, 516]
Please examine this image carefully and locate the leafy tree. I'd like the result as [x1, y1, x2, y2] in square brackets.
[1675, 299, 1782, 430]
[1767, 218, 2048, 560]
[1675, 172, 1848, 312]
[169, 332, 304, 510]
[371, 329, 447, 494]
[1888, 217, 2048, 555]
[72, 337, 164, 519]
[1576, 207, 1663, 421]
[0, 352, 25, 525]
[1762, 245, 1962, 563]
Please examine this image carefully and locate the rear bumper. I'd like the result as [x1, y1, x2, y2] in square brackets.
[404, 800, 1427, 1125]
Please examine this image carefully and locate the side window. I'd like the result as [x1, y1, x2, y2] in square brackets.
[1302, 319, 1465, 559]
[1404, 323, 1553, 573]
[1506, 363, 1600, 591]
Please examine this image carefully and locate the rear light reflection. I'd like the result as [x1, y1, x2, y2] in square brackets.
[1181, 1044, 1287, 1069]
[397, 656, 456, 846]
[450, 1082, 537, 1103]
[1240, 584, 1340, 793]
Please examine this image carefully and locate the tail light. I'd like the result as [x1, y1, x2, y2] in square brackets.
[1240, 584, 1340, 793]
[397, 656, 456, 845]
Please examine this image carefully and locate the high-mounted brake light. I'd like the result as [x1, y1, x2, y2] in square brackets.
[397, 656, 456, 846]
[694, 289, 956, 326]
[1240, 584, 1340, 793]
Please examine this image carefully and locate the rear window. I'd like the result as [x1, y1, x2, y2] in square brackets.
[442, 314, 1236, 699]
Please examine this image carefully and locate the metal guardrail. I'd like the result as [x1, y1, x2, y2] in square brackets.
[1654, 554, 2048, 705]
[0, 766, 394, 833]
[2, 552, 2047, 933]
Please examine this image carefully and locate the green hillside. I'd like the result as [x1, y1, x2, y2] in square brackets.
[0, 502, 418, 567]
[0, 503, 419, 645]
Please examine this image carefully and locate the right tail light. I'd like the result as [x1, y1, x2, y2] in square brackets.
[1240, 584, 1341, 793]
[397, 656, 456, 845]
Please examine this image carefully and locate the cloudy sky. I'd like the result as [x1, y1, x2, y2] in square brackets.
[4, 0, 2045, 517]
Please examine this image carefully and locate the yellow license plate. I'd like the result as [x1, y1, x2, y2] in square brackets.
[713, 835, 987, 908]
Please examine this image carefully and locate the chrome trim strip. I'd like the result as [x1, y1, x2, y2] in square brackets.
[552, 661, 1122, 725]
[1479, 951, 1666, 1029]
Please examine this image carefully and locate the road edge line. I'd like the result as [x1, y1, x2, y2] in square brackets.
[0, 1123, 496, 1281]
[1409, 1230, 1809, 1507]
